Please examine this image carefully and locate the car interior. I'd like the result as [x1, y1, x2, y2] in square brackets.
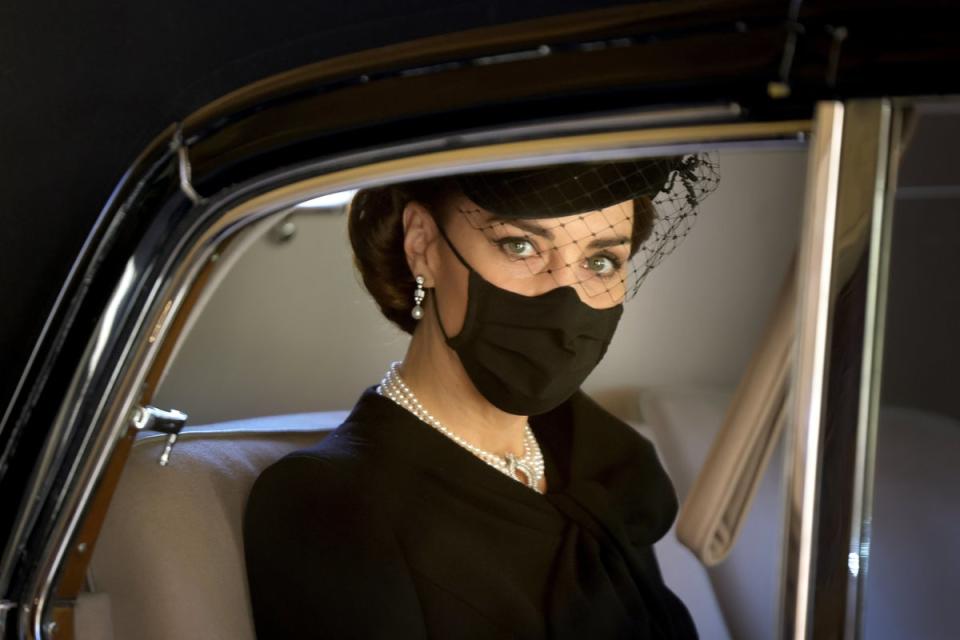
[40, 99, 960, 640]
[67, 143, 802, 640]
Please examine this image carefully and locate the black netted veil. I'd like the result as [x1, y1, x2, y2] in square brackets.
[446, 153, 720, 308]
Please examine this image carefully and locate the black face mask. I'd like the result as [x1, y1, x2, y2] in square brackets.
[431, 226, 624, 416]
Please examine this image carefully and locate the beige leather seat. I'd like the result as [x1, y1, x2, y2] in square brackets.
[79, 407, 730, 640]
[80, 412, 345, 640]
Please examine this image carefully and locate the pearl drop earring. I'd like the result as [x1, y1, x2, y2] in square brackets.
[411, 275, 426, 320]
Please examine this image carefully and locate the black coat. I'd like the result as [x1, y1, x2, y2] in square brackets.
[243, 384, 698, 639]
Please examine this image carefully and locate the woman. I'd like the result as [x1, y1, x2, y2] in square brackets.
[243, 155, 719, 639]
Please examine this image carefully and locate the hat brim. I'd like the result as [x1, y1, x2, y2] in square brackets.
[455, 157, 684, 219]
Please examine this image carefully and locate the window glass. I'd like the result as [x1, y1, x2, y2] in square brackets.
[863, 100, 960, 639]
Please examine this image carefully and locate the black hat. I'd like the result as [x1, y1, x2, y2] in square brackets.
[455, 156, 687, 219]
[447, 152, 720, 304]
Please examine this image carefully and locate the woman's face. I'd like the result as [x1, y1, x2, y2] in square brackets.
[431, 193, 633, 334]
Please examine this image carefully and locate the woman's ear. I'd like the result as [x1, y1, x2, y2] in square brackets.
[402, 201, 440, 286]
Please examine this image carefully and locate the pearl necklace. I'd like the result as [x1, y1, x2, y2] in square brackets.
[376, 361, 545, 493]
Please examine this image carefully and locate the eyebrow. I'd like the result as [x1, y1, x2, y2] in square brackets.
[490, 215, 630, 251]
[489, 215, 555, 240]
[586, 236, 631, 251]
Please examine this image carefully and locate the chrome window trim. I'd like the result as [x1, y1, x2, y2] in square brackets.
[780, 98, 900, 640]
[131, 412, 348, 446]
[13, 108, 810, 639]
[781, 100, 846, 640]
[842, 101, 900, 640]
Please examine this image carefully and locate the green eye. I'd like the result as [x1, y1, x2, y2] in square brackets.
[497, 237, 537, 258]
[583, 255, 621, 276]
